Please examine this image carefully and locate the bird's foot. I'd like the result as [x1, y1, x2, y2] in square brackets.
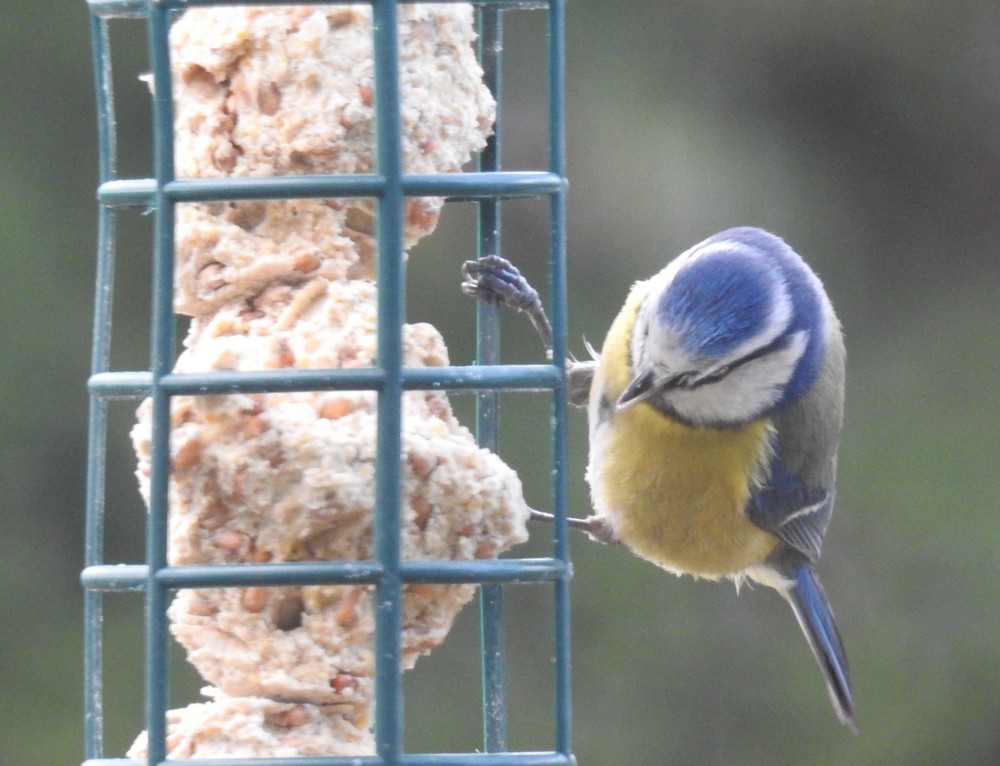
[461, 255, 553, 355]
[565, 359, 596, 408]
[529, 508, 619, 545]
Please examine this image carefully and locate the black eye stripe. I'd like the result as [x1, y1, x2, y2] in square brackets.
[669, 333, 792, 391]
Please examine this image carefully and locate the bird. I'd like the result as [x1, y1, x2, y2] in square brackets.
[462, 226, 856, 731]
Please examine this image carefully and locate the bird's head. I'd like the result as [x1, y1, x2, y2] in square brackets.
[621, 227, 832, 428]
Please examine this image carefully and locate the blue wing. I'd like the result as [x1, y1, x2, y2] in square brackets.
[747, 452, 833, 563]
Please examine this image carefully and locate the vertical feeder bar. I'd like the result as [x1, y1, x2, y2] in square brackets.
[372, 0, 407, 762]
[546, 0, 574, 757]
[476, 5, 509, 755]
[83, 13, 116, 761]
[144, 4, 177, 763]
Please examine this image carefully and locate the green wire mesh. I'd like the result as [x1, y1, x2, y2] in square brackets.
[83, 1, 572, 765]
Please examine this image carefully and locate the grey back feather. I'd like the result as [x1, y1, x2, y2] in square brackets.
[747, 314, 846, 566]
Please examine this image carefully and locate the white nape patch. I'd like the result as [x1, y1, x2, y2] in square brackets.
[667, 331, 808, 425]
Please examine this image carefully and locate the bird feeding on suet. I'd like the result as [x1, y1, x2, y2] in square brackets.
[462, 226, 856, 731]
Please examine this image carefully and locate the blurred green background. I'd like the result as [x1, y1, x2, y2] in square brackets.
[3, 1, 999, 764]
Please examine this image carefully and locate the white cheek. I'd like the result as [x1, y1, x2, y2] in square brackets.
[669, 333, 807, 424]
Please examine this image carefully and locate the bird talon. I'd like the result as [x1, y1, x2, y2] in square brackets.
[582, 515, 619, 546]
[461, 255, 539, 311]
[460, 255, 554, 353]
[528, 508, 619, 545]
[566, 360, 596, 407]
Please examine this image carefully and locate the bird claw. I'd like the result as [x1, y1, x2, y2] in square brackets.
[529, 508, 619, 545]
[461, 254, 553, 353]
[461, 255, 540, 311]
[566, 360, 596, 408]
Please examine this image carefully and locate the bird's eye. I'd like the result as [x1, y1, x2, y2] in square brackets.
[671, 371, 698, 389]
[697, 364, 732, 386]
[666, 365, 730, 391]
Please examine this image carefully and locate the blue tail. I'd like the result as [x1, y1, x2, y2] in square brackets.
[784, 565, 857, 732]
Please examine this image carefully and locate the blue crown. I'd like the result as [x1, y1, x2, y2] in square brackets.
[657, 227, 827, 407]
[657, 243, 781, 358]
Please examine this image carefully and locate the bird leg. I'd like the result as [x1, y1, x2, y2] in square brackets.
[462, 255, 610, 541]
[529, 508, 620, 545]
[565, 359, 595, 408]
[461, 254, 595, 408]
[461, 254, 553, 355]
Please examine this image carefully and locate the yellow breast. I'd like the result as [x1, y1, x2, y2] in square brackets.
[588, 281, 779, 578]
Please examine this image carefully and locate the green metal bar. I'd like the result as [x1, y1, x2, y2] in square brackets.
[87, 364, 561, 399]
[546, 1, 573, 759]
[401, 365, 560, 391]
[164, 173, 563, 200]
[96, 171, 564, 207]
[165, 174, 387, 201]
[81, 558, 570, 592]
[89, 0, 551, 15]
[371, 0, 406, 761]
[84, 12, 117, 761]
[475, 5, 509, 755]
[144, 4, 177, 763]
[87, 0, 147, 19]
[82, 750, 574, 766]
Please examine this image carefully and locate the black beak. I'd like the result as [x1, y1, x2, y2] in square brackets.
[616, 370, 657, 411]
[617, 367, 704, 411]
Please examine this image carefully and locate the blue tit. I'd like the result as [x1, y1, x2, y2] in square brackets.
[461, 226, 855, 730]
[583, 226, 855, 730]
